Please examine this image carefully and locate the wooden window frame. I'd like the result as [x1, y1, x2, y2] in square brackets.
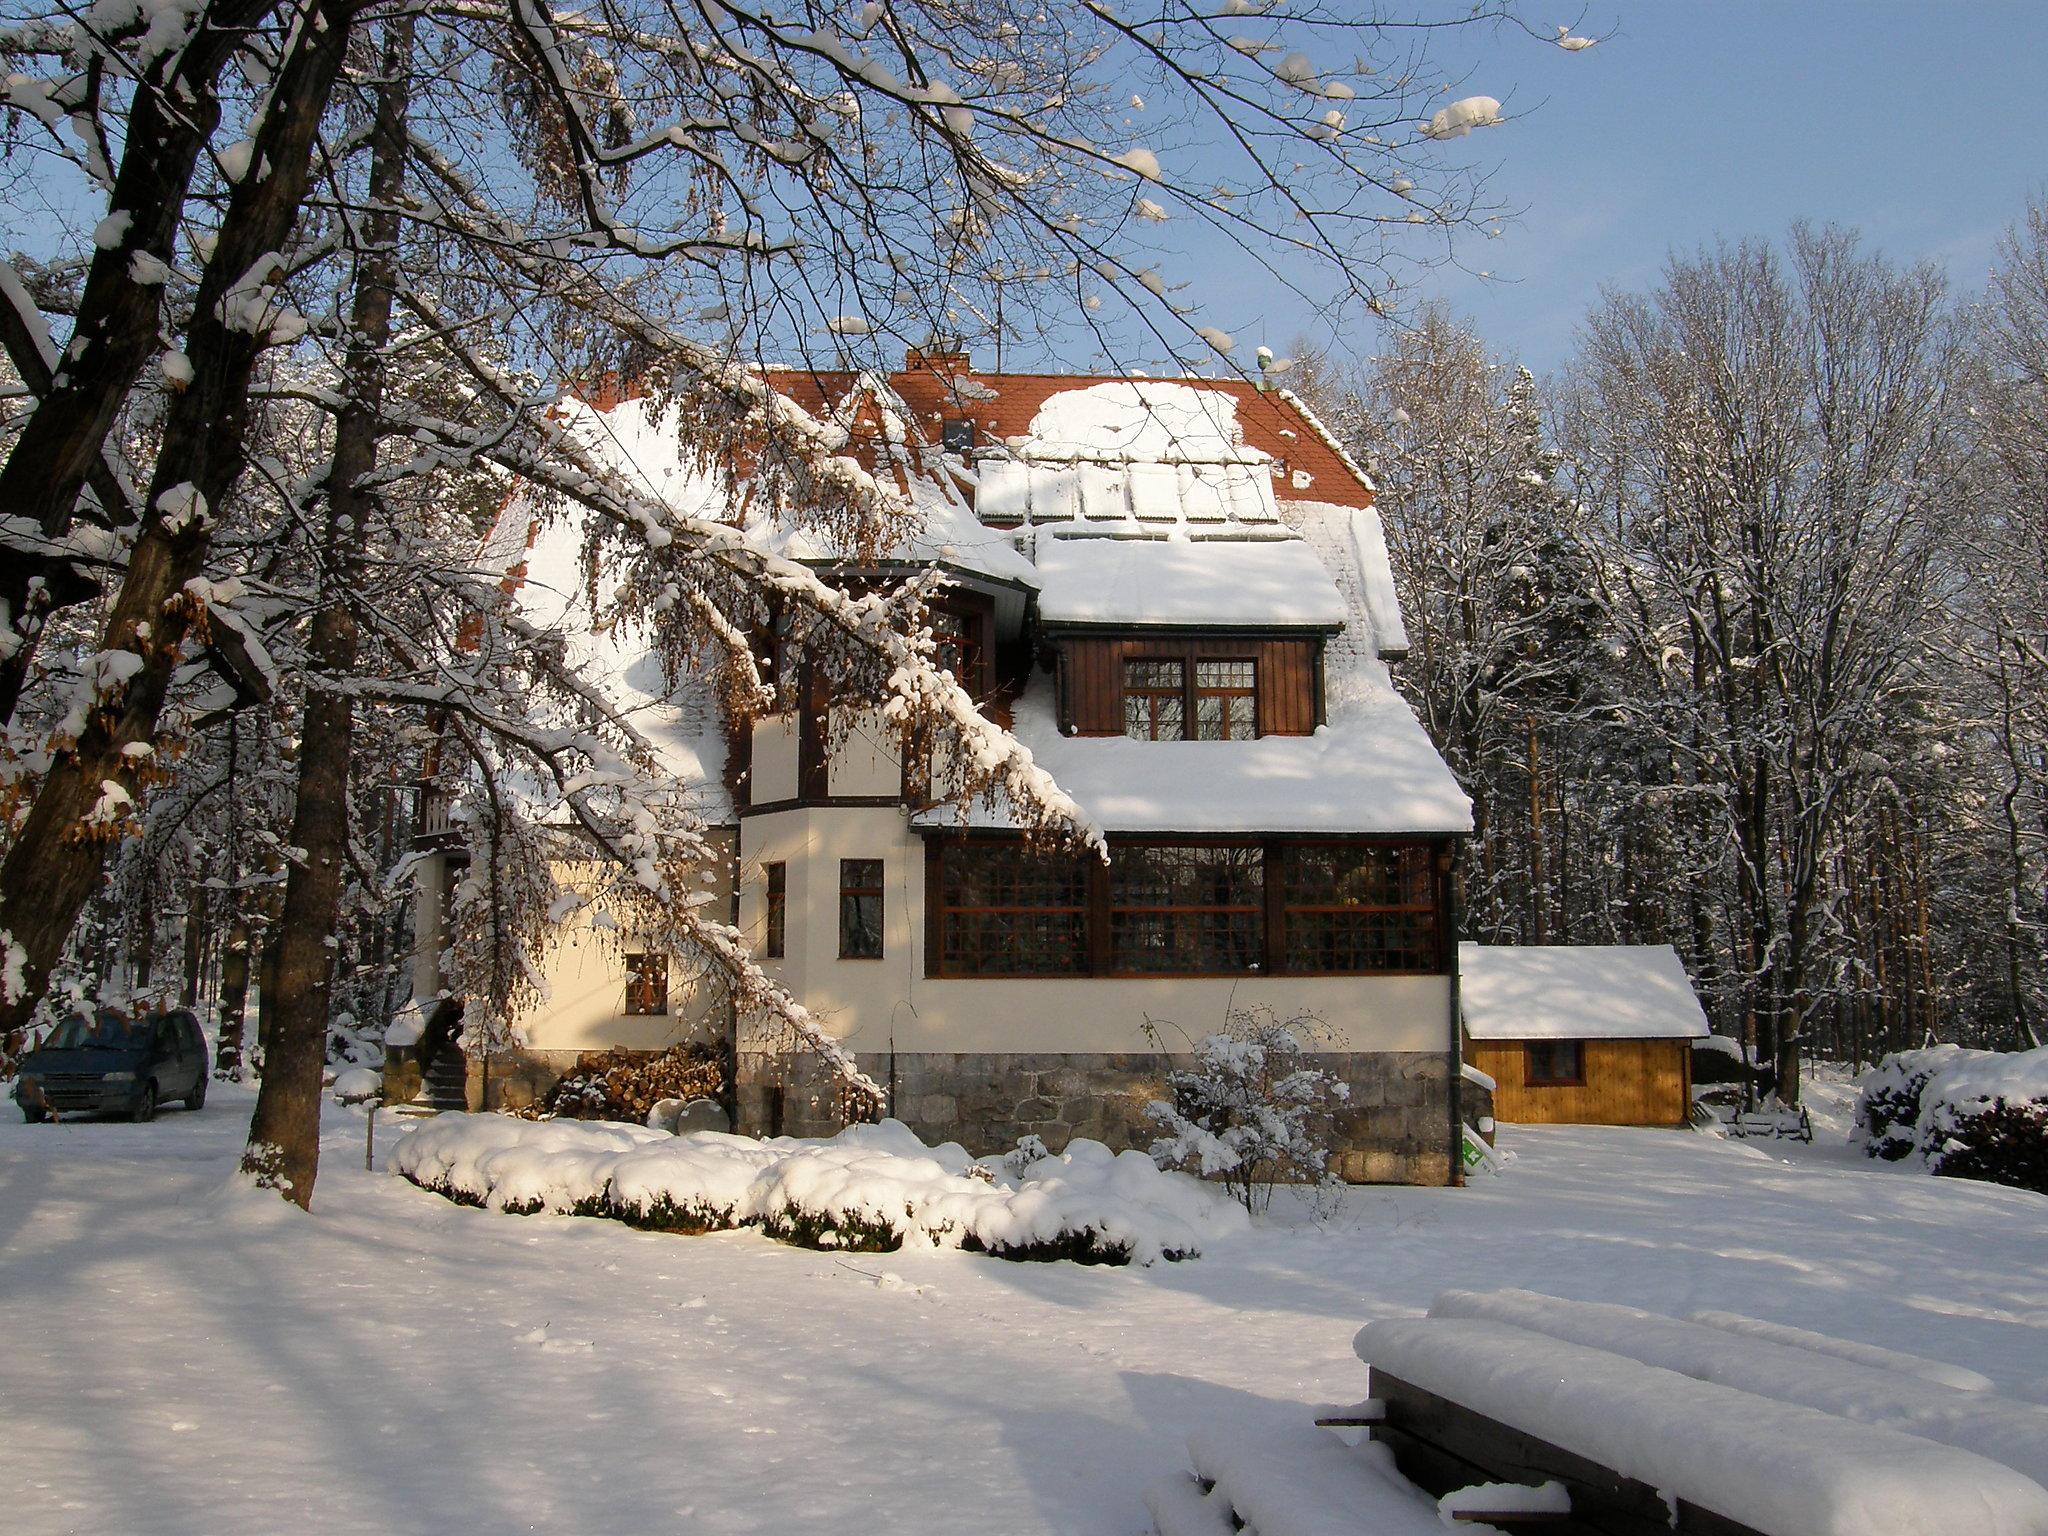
[1119, 651, 1262, 741]
[932, 843, 1089, 978]
[839, 858, 886, 960]
[1524, 1039, 1586, 1087]
[623, 952, 669, 1015]
[926, 835, 1448, 980]
[1279, 842, 1442, 977]
[1122, 657, 1188, 740]
[764, 861, 787, 959]
[1106, 843, 1265, 975]
[1192, 657, 1258, 741]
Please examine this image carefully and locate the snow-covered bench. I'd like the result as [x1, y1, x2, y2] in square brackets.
[1353, 1292, 2048, 1536]
[1147, 1291, 2048, 1536]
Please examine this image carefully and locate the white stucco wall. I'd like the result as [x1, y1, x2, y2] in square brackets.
[751, 713, 800, 803]
[827, 706, 903, 798]
[411, 851, 448, 1001]
[413, 834, 737, 1054]
[738, 805, 1452, 1057]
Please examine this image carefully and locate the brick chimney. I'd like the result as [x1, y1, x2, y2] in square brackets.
[905, 341, 970, 374]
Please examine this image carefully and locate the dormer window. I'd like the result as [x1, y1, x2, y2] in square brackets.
[1120, 655, 1259, 741]
[1194, 659, 1256, 739]
[1123, 659, 1186, 739]
[941, 417, 977, 452]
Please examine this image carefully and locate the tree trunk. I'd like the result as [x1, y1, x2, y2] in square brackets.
[181, 885, 206, 1008]
[216, 920, 251, 1080]
[0, 0, 285, 721]
[242, 14, 412, 1205]
[0, 3, 351, 1040]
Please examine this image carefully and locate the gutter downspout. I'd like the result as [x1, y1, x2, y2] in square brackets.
[1445, 836, 1465, 1188]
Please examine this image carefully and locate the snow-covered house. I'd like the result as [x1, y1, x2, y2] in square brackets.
[1459, 944, 1711, 1128]
[410, 351, 1475, 1184]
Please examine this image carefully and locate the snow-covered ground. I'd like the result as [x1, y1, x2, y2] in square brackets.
[2, 1084, 2044, 1535]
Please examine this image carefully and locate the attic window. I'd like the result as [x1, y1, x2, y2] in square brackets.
[1123, 659, 1186, 740]
[941, 418, 977, 452]
[1121, 655, 1260, 741]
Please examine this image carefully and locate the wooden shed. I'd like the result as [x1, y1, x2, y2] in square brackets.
[1459, 944, 1709, 1127]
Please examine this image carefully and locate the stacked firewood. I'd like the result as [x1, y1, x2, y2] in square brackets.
[519, 1043, 724, 1123]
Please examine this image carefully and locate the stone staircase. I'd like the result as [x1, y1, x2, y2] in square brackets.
[413, 1047, 470, 1112]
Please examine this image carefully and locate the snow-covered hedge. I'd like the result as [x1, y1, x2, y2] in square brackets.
[1855, 1046, 2048, 1195]
[1919, 1050, 2048, 1196]
[391, 1115, 1248, 1264]
[1853, 1046, 1995, 1161]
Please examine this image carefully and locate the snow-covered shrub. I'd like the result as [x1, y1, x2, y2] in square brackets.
[1854, 1046, 1996, 1160]
[1145, 1009, 1350, 1214]
[390, 1115, 1246, 1264]
[1917, 1048, 2048, 1195]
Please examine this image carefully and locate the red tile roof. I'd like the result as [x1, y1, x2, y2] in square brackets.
[762, 357, 1376, 512]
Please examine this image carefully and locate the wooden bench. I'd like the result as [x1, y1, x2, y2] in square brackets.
[1353, 1298, 2048, 1536]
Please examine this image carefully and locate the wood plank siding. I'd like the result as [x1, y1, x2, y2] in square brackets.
[1059, 636, 1322, 736]
[1466, 1038, 1692, 1127]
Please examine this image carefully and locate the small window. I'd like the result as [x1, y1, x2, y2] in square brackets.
[1525, 1040, 1585, 1086]
[1194, 659, 1257, 740]
[1123, 659, 1186, 740]
[624, 952, 669, 1015]
[839, 858, 885, 959]
[764, 862, 787, 958]
[941, 418, 977, 452]
[930, 607, 983, 695]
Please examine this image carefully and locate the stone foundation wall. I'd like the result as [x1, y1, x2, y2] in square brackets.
[735, 1048, 1459, 1186]
[465, 1048, 584, 1112]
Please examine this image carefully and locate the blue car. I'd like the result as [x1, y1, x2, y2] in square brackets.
[13, 1009, 209, 1122]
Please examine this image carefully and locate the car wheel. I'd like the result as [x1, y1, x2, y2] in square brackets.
[131, 1081, 158, 1123]
[185, 1077, 206, 1112]
[21, 1103, 46, 1124]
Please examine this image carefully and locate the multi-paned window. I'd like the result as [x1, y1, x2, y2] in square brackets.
[928, 839, 1442, 978]
[937, 843, 1088, 976]
[839, 858, 885, 959]
[1109, 845, 1263, 972]
[1282, 844, 1438, 972]
[624, 952, 669, 1014]
[1193, 659, 1256, 740]
[1120, 655, 1259, 740]
[764, 862, 787, 958]
[1525, 1039, 1586, 1086]
[1122, 659, 1186, 740]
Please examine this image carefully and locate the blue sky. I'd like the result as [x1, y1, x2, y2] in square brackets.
[1195, 2, 2048, 376]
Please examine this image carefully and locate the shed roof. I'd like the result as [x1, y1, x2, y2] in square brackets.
[1459, 944, 1711, 1041]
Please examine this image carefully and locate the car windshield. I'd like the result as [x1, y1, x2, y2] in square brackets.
[43, 1011, 153, 1051]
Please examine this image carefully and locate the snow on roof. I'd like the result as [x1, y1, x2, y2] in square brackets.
[1286, 499, 1409, 660]
[975, 457, 1283, 528]
[490, 499, 733, 825]
[1019, 380, 1265, 464]
[1032, 533, 1346, 630]
[566, 394, 1040, 591]
[915, 474, 1469, 835]
[916, 680, 1470, 835]
[1458, 944, 1710, 1041]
